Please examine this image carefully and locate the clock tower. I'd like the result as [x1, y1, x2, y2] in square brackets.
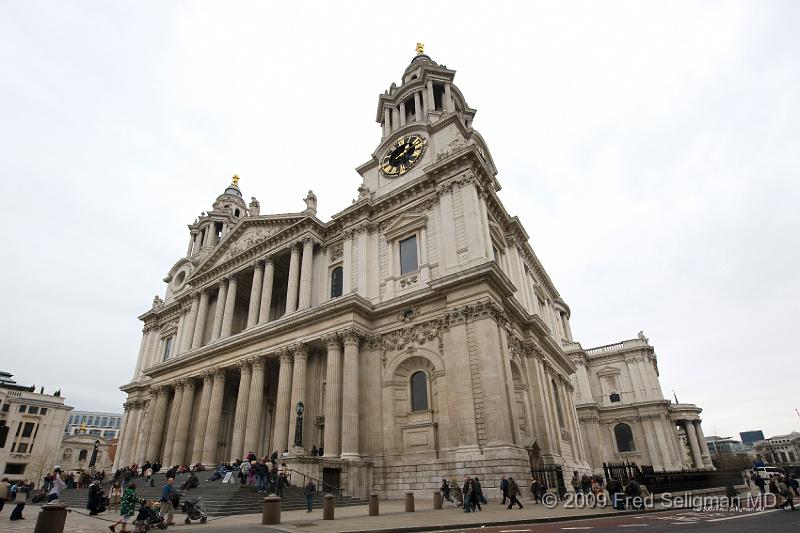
[356, 44, 499, 201]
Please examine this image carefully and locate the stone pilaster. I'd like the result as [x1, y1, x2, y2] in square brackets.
[190, 372, 214, 465]
[322, 334, 343, 458]
[191, 289, 210, 349]
[297, 238, 315, 310]
[287, 344, 308, 451]
[202, 368, 226, 465]
[258, 258, 275, 324]
[220, 276, 238, 338]
[243, 357, 266, 457]
[246, 262, 264, 328]
[230, 360, 253, 460]
[211, 279, 228, 341]
[340, 329, 362, 459]
[170, 378, 196, 466]
[285, 242, 302, 314]
[162, 382, 182, 466]
[272, 351, 294, 453]
[145, 386, 169, 462]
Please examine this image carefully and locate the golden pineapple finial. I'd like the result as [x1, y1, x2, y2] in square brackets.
[416, 42, 424, 55]
[232, 174, 240, 186]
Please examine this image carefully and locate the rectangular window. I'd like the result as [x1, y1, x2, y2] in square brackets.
[4, 463, 25, 475]
[81, 415, 87, 424]
[21, 422, 35, 438]
[101, 417, 108, 426]
[28, 406, 39, 415]
[163, 336, 174, 360]
[41, 408, 47, 415]
[19, 405, 27, 413]
[1, 403, 9, 412]
[399, 235, 418, 275]
[17, 442, 28, 453]
[0, 421, 8, 448]
[88, 416, 94, 425]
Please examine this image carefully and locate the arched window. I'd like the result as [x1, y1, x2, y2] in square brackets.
[410, 371, 429, 411]
[330, 266, 343, 298]
[78, 449, 88, 461]
[551, 379, 565, 428]
[615, 423, 636, 452]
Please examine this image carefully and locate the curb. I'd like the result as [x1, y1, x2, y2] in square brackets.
[324, 506, 682, 533]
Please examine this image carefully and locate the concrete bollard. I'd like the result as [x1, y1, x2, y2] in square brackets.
[34, 502, 68, 533]
[405, 491, 415, 512]
[433, 491, 443, 510]
[323, 493, 335, 520]
[369, 492, 380, 516]
[262, 496, 281, 525]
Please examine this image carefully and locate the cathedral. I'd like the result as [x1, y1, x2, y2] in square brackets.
[115, 46, 713, 498]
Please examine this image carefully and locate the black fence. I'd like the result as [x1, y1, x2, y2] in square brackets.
[531, 464, 568, 500]
[603, 461, 743, 494]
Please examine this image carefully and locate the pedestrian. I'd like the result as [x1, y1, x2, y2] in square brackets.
[109, 482, 122, 509]
[248, 461, 256, 486]
[474, 477, 486, 507]
[304, 478, 316, 513]
[754, 473, 766, 494]
[570, 471, 581, 494]
[500, 475, 509, 504]
[48, 466, 66, 502]
[159, 478, 176, 526]
[506, 477, 523, 509]
[109, 482, 138, 532]
[441, 478, 452, 503]
[87, 481, 107, 515]
[144, 465, 154, 488]
[256, 461, 268, 493]
[625, 479, 642, 510]
[462, 477, 473, 513]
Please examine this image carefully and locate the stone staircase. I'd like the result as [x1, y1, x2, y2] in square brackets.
[41, 472, 367, 516]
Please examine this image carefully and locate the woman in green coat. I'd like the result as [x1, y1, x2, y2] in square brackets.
[109, 483, 138, 532]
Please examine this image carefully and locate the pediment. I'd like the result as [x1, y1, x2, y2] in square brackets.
[382, 211, 428, 241]
[596, 365, 621, 377]
[189, 216, 306, 280]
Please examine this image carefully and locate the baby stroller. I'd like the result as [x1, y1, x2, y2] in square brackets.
[135, 502, 167, 531]
[182, 496, 207, 524]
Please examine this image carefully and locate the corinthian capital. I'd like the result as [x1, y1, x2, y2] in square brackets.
[339, 327, 363, 346]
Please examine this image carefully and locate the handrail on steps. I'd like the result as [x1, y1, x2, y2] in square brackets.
[284, 467, 345, 503]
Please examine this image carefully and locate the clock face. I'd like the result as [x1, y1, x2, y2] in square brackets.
[381, 134, 427, 177]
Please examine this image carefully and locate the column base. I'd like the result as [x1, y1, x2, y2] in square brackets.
[340, 453, 362, 461]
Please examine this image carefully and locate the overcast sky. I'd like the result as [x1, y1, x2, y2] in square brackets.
[1, 1, 798, 440]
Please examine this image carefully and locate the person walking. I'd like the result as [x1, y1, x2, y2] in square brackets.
[500, 475, 509, 504]
[159, 478, 177, 526]
[440, 478, 452, 503]
[109, 482, 122, 509]
[506, 477, 523, 509]
[47, 467, 66, 502]
[144, 465, 154, 488]
[570, 471, 581, 494]
[238, 460, 250, 486]
[87, 481, 106, 515]
[303, 478, 316, 513]
[462, 477, 473, 513]
[474, 477, 485, 509]
[109, 482, 138, 532]
[0, 477, 9, 512]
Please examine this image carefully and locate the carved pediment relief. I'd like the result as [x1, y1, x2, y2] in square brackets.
[382, 211, 428, 242]
[596, 365, 621, 377]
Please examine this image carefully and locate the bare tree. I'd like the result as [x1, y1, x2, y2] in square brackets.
[28, 445, 58, 489]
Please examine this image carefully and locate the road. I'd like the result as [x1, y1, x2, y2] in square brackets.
[447, 508, 800, 532]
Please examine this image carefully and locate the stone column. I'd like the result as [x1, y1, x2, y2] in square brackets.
[322, 335, 343, 458]
[202, 368, 226, 465]
[174, 308, 186, 357]
[220, 276, 238, 338]
[444, 83, 453, 112]
[191, 290, 210, 349]
[287, 345, 308, 451]
[181, 293, 200, 353]
[190, 372, 214, 464]
[162, 383, 182, 466]
[273, 352, 294, 453]
[258, 257, 275, 324]
[246, 262, 264, 328]
[694, 420, 714, 469]
[392, 107, 400, 130]
[426, 81, 435, 113]
[383, 107, 391, 137]
[145, 386, 169, 463]
[285, 243, 302, 314]
[297, 238, 315, 310]
[170, 378, 196, 466]
[243, 357, 265, 457]
[211, 279, 228, 341]
[414, 92, 422, 122]
[684, 420, 704, 469]
[340, 329, 361, 459]
[230, 360, 253, 460]
[399, 101, 406, 126]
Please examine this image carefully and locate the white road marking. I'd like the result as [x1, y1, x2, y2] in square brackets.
[619, 525, 649, 528]
[561, 528, 594, 530]
[500, 530, 533, 532]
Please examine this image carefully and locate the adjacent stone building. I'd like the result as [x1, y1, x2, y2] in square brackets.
[115, 47, 711, 497]
[58, 434, 114, 474]
[0, 371, 72, 482]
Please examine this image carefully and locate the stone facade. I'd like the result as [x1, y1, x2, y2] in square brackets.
[115, 47, 708, 498]
[58, 434, 113, 474]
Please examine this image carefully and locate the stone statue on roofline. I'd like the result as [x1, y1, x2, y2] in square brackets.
[304, 190, 317, 215]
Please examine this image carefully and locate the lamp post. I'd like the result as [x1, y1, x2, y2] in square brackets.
[89, 439, 100, 473]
